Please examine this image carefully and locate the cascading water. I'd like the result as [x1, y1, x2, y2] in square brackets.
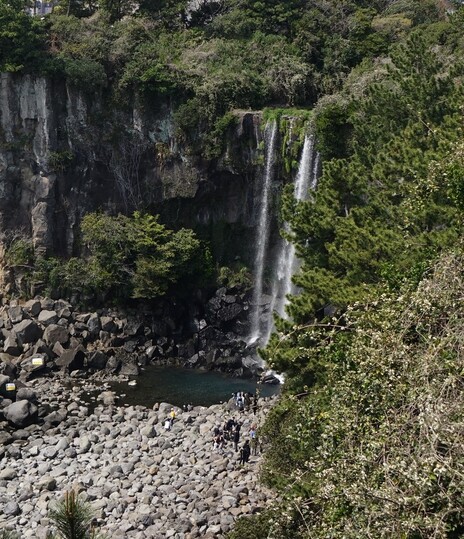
[265, 132, 320, 343]
[248, 120, 278, 344]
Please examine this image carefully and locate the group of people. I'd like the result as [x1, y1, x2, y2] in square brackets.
[232, 391, 259, 414]
[162, 392, 261, 466]
[212, 417, 259, 465]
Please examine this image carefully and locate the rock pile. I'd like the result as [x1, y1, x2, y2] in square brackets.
[0, 291, 261, 373]
[0, 377, 277, 539]
[0, 291, 277, 427]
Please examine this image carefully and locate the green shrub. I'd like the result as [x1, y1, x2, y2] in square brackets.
[203, 112, 238, 159]
[226, 512, 273, 539]
[48, 150, 75, 172]
[48, 490, 105, 539]
[260, 251, 464, 538]
[0, 530, 20, 539]
[5, 238, 34, 267]
[49, 212, 208, 302]
[217, 265, 252, 291]
[63, 58, 107, 91]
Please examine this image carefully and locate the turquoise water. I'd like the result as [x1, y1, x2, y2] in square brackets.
[109, 365, 280, 408]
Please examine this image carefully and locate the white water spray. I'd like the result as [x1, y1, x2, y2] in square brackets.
[248, 121, 278, 344]
[265, 132, 319, 342]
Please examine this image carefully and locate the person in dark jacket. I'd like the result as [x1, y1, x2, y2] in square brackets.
[233, 424, 241, 452]
[239, 440, 251, 465]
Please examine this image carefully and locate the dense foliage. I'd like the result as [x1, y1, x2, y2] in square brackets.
[4, 0, 464, 536]
[0, 0, 46, 71]
[5, 212, 210, 303]
[266, 10, 464, 378]
[236, 251, 464, 538]
[1, 0, 453, 154]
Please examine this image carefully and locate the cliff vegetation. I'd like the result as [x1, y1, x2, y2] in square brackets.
[2, 0, 464, 537]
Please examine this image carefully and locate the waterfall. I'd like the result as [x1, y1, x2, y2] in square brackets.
[248, 120, 278, 344]
[265, 133, 319, 340]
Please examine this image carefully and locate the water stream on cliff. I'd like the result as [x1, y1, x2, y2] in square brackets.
[248, 128, 320, 348]
[268, 133, 319, 334]
[248, 120, 278, 344]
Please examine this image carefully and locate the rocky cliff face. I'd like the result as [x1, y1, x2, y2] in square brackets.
[0, 73, 264, 268]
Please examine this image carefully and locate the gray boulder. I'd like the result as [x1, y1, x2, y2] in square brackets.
[3, 333, 20, 356]
[217, 303, 243, 322]
[99, 390, 117, 406]
[4, 501, 20, 516]
[3, 399, 38, 427]
[13, 319, 43, 345]
[40, 298, 55, 310]
[54, 299, 72, 318]
[87, 351, 108, 370]
[38, 310, 58, 326]
[55, 346, 85, 372]
[100, 316, 117, 333]
[43, 409, 67, 426]
[0, 467, 16, 480]
[16, 387, 38, 402]
[8, 305, 23, 324]
[52, 341, 66, 357]
[120, 362, 140, 376]
[20, 353, 48, 377]
[124, 319, 144, 336]
[0, 356, 17, 378]
[23, 299, 42, 317]
[43, 324, 69, 345]
[105, 356, 121, 373]
[87, 313, 101, 335]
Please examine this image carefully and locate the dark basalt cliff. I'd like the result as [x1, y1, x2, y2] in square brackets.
[0, 72, 265, 270]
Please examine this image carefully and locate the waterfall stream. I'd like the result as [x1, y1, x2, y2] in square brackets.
[248, 128, 320, 347]
[248, 121, 278, 344]
[270, 133, 319, 330]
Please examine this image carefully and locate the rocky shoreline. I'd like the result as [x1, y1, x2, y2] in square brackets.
[0, 374, 277, 538]
[0, 290, 273, 379]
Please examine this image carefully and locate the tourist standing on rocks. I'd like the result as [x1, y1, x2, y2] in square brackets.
[233, 423, 241, 451]
[169, 408, 176, 427]
[250, 424, 258, 455]
[239, 440, 251, 465]
[236, 391, 244, 409]
[224, 417, 235, 440]
[244, 392, 251, 410]
[213, 433, 225, 453]
[252, 394, 259, 415]
[164, 417, 171, 431]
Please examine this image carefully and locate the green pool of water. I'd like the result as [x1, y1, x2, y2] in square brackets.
[108, 365, 280, 408]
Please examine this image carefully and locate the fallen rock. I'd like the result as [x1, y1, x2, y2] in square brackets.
[43, 324, 69, 345]
[23, 299, 42, 317]
[3, 399, 38, 427]
[8, 305, 24, 324]
[37, 310, 59, 326]
[0, 467, 17, 480]
[16, 387, 38, 402]
[87, 351, 108, 370]
[55, 346, 86, 372]
[4, 333, 21, 356]
[12, 319, 43, 345]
